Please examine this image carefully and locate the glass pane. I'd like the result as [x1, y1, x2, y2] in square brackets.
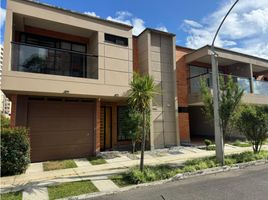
[11, 43, 97, 80]
[117, 106, 131, 141]
[61, 42, 71, 50]
[71, 53, 85, 77]
[72, 44, 86, 53]
[254, 80, 268, 95]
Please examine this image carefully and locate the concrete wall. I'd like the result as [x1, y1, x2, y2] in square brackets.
[137, 30, 178, 148]
[2, 0, 133, 99]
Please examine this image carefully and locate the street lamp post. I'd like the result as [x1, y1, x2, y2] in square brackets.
[211, 0, 240, 165]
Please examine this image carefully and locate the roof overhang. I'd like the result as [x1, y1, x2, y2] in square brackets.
[185, 45, 268, 70]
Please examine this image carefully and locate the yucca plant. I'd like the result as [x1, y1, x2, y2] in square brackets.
[128, 72, 158, 171]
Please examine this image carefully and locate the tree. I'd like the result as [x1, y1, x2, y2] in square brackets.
[200, 75, 244, 140]
[235, 105, 268, 153]
[121, 109, 142, 153]
[128, 73, 157, 171]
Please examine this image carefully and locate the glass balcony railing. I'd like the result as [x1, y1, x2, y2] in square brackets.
[11, 42, 98, 79]
[253, 80, 268, 96]
[189, 73, 251, 94]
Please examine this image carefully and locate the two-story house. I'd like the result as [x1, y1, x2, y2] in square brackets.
[2, 0, 268, 162]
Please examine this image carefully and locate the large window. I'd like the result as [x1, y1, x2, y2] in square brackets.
[117, 106, 132, 141]
[105, 33, 128, 46]
[12, 33, 98, 79]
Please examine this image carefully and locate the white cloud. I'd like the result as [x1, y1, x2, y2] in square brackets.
[182, 0, 268, 59]
[183, 20, 203, 28]
[132, 18, 145, 36]
[84, 11, 100, 18]
[107, 11, 145, 35]
[156, 26, 168, 32]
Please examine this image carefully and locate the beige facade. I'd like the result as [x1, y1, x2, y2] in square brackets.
[2, 0, 133, 99]
[136, 30, 178, 148]
[0, 44, 12, 117]
[2, 0, 268, 161]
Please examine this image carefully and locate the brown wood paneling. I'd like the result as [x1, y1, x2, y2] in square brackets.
[28, 100, 95, 162]
[24, 26, 89, 44]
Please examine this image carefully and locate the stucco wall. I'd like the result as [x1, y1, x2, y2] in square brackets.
[2, 0, 133, 98]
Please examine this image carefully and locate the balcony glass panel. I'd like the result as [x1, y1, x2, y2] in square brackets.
[11, 42, 98, 79]
[254, 80, 268, 95]
[189, 73, 251, 94]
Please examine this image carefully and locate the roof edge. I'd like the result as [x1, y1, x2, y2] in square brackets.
[16, 0, 133, 29]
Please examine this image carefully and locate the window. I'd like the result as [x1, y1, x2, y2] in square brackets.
[178, 107, 188, 113]
[117, 106, 132, 141]
[105, 33, 128, 46]
[19, 33, 87, 53]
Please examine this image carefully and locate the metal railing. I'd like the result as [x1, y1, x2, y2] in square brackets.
[11, 42, 98, 79]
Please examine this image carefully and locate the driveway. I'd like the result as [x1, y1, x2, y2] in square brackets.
[91, 164, 268, 200]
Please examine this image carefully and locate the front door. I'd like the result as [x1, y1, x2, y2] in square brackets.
[100, 106, 112, 150]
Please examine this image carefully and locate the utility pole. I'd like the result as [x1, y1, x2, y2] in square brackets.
[211, 0, 240, 165]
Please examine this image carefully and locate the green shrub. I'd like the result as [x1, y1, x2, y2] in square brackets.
[182, 165, 196, 172]
[1, 115, 10, 129]
[1, 127, 30, 176]
[122, 165, 176, 184]
[204, 139, 212, 147]
[224, 158, 236, 165]
[235, 105, 268, 153]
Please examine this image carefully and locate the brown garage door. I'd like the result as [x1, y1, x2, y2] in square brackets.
[28, 100, 95, 162]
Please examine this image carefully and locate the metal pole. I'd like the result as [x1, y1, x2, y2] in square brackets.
[211, 0, 240, 165]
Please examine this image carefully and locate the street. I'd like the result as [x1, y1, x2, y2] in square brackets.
[91, 164, 268, 200]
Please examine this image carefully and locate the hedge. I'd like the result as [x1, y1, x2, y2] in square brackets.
[1, 127, 30, 176]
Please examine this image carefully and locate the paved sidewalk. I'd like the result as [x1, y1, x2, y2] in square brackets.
[23, 187, 49, 200]
[90, 176, 119, 192]
[1, 145, 267, 197]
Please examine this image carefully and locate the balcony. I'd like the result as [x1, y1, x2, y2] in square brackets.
[189, 72, 251, 94]
[253, 80, 268, 96]
[188, 72, 268, 105]
[11, 42, 98, 79]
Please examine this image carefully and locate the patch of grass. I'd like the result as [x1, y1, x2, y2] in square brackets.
[88, 156, 107, 165]
[110, 174, 135, 187]
[231, 140, 251, 147]
[48, 180, 98, 200]
[111, 151, 268, 187]
[0, 191, 22, 200]
[206, 145, 216, 151]
[43, 160, 77, 171]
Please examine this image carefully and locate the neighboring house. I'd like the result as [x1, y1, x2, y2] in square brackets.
[176, 45, 268, 142]
[0, 44, 12, 117]
[2, 0, 268, 162]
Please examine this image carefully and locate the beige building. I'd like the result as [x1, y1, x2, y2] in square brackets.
[0, 44, 12, 117]
[2, 0, 268, 162]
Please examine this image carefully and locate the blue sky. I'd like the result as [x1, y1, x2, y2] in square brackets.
[1, 0, 268, 58]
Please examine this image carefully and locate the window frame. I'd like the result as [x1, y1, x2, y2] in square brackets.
[104, 33, 128, 47]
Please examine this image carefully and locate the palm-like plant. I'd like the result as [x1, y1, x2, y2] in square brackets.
[128, 72, 158, 171]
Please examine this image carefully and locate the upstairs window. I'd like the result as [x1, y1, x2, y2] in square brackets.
[105, 33, 128, 46]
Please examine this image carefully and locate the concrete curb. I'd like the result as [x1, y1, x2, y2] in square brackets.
[57, 159, 268, 200]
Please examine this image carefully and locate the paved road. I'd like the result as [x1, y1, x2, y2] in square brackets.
[91, 164, 268, 200]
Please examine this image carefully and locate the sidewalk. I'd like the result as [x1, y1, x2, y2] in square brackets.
[1, 144, 267, 198]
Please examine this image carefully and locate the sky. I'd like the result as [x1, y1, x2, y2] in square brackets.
[0, 0, 268, 59]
